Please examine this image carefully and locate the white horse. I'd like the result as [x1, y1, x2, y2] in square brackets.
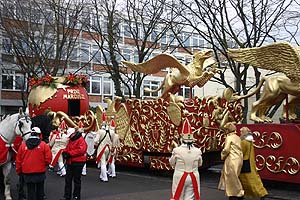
[0, 109, 32, 200]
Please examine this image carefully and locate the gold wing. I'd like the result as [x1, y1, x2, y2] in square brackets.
[121, 53, 190, 77]
[95, 105, 104, 131]
[228, 42, 300, 82]
[115, 104, 131, 142]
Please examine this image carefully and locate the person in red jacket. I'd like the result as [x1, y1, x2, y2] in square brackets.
[60, 128, 87, 200]
[16, 127, 52, 200]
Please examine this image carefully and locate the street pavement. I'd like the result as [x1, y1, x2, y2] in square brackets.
[2, 164, 300, 200]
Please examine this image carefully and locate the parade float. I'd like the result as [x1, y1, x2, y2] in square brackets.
[113, 43, 299, 184]
[27, 42, 300, 184]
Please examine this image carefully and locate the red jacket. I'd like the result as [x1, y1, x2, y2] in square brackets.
[16, 140, 52, 174]
[64, 136, 87, 164]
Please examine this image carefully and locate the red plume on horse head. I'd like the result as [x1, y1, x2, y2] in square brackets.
[110, 119, 115, 130]
[58, 119, 68, 132]
[102, 112, 107, 123]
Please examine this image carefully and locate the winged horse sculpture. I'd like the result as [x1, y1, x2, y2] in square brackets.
[228, 42, 300, 122]
[122, 50, 218, 99]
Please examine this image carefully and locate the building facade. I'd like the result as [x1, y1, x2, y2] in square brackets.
[0, 0, 215, 115]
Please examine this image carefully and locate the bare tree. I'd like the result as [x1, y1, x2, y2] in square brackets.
[281, 1, 300, 45]
[0, 0, 87, 77]
[173, 0, 294, 120]
[88, 0, 179, 99]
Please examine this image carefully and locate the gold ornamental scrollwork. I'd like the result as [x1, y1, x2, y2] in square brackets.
[256, 155, 300, 175]
[116, 145, 143, 164]
[150, 157, 173, 170]
[252, 131, 283, 149]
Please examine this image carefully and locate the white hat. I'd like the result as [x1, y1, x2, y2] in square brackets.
[66, 128, 76, 137]
[31, 127, 41, 134]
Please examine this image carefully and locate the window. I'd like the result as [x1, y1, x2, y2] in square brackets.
[2, 74, 13, 90]
[70, 43, 79, 61]
[143, 80, 161, 97]
[92, 14, 100, 31]
[183, 32, 191, 47]
[103, 77, 112, 95]
[16, 4, 28, 20]
[123, 23, 131, 37]
[101, 18, 108, 34]
[44, 10, 53, 24]
[2, 73, 25, 90]
[89, 76, 101, 94]
[122, 80, 132, 96]
[81, 11, 91, 30]
[2, 2, 14, 17]
[150, 29, 160, 42]
[133, 50, 139, 63]
[45, 40, 54, 58]
[15, 75, 25, 90]
[92, 45, 101, 63]
[169, 34, 177, 45]
[123, 48, 131, 61]
[68, 12, 80, 29]
[179, 86, 194, 99]
[161, 34, 167, 44]
[2, 38, 12, 54]
[192, 34, 204, 49]
[80, 43, 90, 62]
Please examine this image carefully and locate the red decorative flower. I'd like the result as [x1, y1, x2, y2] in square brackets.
[29, 74, 56, 89]
[64, 73, 89, 87]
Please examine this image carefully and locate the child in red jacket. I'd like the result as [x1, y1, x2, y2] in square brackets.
[16, 127, 52, 200]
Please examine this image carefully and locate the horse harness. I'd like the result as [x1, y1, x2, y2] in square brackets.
[15, 115, 32, 138]
[95, 126, 112, 151]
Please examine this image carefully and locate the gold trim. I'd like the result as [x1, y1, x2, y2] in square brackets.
[256, 155, 300, 175]
[253, 131, 283, 149]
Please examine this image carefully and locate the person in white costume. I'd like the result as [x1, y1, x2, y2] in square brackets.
[169, 119, 203, 200]
[107, 119, 120, 178]
[94, 112, 112, 182]
[49, 118, 69, 177]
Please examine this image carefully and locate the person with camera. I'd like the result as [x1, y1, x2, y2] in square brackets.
[16, 127, 52, 200]
[60, 128, 87, 200]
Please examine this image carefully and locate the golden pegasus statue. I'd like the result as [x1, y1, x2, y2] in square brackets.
[121, 50, 218, 98]
[228, 41, 300, 123]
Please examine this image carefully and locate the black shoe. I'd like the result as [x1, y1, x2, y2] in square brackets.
[72, 197, 80, 200]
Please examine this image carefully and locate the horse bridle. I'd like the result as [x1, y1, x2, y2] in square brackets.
[15, 115, 32, 138]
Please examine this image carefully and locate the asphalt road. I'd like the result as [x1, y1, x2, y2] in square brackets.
[2, 164, 300, 200]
